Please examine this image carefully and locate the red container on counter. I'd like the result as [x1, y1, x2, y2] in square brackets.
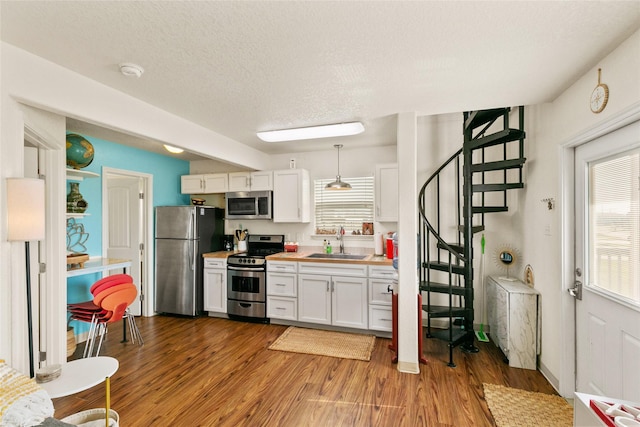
[386, 238, 394, 259]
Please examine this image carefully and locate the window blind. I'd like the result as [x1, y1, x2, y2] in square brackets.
[314, 176, 374, 233]
[589, 149, 640, 303]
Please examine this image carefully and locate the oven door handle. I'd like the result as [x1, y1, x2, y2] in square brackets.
[228, 266, 264, 272]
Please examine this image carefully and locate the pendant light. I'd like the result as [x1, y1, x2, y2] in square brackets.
[325, 144, 351, 190]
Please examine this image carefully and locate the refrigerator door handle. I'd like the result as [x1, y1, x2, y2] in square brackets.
[190, 240, 196, 271]
[189, 211, 195, 240]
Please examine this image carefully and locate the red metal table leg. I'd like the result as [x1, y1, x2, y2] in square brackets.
[418, 293, 427, 364]
[389, 292, 398, 363]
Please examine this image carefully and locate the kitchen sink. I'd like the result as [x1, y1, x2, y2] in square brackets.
[305, 253, 368, 260]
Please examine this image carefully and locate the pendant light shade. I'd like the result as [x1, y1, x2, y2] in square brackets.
[325, 144, 351, 190]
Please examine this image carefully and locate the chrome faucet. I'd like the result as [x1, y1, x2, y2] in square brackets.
[337, 226, 345, 254]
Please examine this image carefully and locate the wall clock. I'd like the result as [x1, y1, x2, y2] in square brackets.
[590, 68, 609, 114]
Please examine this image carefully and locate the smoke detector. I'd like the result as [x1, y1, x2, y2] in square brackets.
[119, 63, 144, 78]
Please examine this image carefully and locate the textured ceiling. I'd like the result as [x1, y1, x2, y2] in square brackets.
[2, 1, 639, 161]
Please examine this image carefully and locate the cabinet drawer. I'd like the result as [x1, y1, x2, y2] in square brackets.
[369, 265, 396, 279]
[368, 279, 393, 305]
[369, 306, 393, 332]
[267, 272, 297, 297]
[204, 258, 226, 269]
[267, 261, 297, 274]
[267, 296, 297, 321]
[298, 262, 368, 277]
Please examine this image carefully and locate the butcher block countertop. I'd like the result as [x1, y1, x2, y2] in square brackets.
[203, 247, 393, 266]
[266, 251, 392, 266]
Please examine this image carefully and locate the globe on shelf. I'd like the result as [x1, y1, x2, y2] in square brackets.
[66, 133, 94, 169]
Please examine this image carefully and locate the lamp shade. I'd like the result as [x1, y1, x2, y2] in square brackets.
[7, 178, 45, 242]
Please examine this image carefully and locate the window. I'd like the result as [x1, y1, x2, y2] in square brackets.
[314, 176, 374, 234]
[589, 149, 640, 303]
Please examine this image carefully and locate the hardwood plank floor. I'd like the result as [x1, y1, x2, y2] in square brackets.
[53, 316, 557, 426]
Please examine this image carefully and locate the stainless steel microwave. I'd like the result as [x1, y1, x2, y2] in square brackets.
[225, 191, 272, 220]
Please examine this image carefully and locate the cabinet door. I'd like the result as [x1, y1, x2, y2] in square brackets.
[332, 276, 368, 329]
[267, 296, 297, 321]
[250, 171, 273, 191]
[298, 274, 331, 325]
[368, 278, 393, 305]
[181, 175, 203, 194]
[369, 306, 393, 332]
[273, 169, 310, 223]
[267, 272, 297, 297]
[228, 172, 251, 192]
[375, 164, 398, 222]
[203, 267, 227, 313]
[202, 174, 228, 193]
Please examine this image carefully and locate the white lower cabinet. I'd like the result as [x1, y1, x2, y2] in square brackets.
[368, 265, 395, 332]
[203, 258, 227, 313]
[267, 261, 298, 321]
[298, 262, 368, 330]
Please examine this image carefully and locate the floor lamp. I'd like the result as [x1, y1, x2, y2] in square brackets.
[7, 178, 45, 378]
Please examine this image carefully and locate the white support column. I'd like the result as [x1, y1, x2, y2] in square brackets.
[396, 112, 420, 374]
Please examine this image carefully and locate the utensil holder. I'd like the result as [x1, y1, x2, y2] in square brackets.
[238, 240, 247, 252]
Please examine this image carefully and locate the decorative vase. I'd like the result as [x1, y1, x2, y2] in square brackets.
[67, 182, 88, 213]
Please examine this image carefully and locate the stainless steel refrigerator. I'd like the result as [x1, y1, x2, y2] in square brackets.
[155, 206, 224, 316]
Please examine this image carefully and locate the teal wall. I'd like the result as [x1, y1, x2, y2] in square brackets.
[67, 135, 190, 338]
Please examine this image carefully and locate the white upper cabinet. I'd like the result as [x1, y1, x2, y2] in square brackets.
[181, 173, 228, 194]
[375, 163, 398, 222]
[228, 171, 273, 192]
[272, 169, 310, 223]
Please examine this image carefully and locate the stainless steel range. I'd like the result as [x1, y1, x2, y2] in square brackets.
[227, 234, 284, 322]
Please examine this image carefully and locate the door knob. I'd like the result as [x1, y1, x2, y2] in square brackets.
[568, 280, 582, 300]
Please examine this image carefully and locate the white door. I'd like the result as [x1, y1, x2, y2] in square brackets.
[574, 119, 640, 401]
[106, 175, 143, 315]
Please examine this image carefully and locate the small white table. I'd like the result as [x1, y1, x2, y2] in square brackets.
[66, 258, 131, 278]
[40, 356, 118, 399]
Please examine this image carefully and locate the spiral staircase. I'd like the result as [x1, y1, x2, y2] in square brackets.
[418, 107, 526, 367]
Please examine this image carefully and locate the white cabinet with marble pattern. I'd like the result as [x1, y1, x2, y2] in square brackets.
[486, 275, 540, 370]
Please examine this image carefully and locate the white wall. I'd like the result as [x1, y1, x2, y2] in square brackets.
[0, 41, 268, 372]
[515, 29, 640, 394]
[413, 28, 640, 394]
[198, 144, 399, 248]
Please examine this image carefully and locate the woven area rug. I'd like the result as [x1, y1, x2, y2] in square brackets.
[483, 383, 573, 427]
[268, 326, 375, 361]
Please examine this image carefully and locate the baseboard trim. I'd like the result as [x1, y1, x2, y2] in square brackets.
[397, 360, 420, 374]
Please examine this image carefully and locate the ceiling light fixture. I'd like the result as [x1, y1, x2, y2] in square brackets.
[119, 63, 144, 78]
[325, 144, 351, 191]
[257, 121, 364, 142]
[163, 144, 184, 154]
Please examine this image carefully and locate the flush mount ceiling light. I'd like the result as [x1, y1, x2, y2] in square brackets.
[256, 121, 364, 142]
[119, 63, 144, 78]
[325, 144, 351, 190]
[163, 144, 184, 154]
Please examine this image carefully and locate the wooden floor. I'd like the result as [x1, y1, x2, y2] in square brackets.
[54, 316, 557, 426]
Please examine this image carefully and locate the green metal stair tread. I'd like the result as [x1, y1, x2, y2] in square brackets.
[470, 157, 526, 172]
[457, 225, 485, 234]
[464, 108, 509, 130]
[422, 304, 470, 318]
[420, 281, 471, 297]
[472, 206, 509, 214]
[467, 129, 525, 151]
[436, 241, 464, 255]
[423, 261, 465, 275]
[472, 182, 524, 192]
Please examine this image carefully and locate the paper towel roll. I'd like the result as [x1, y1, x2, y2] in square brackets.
[374, 232, 383, 255]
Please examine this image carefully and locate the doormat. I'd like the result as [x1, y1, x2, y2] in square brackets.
[268, 326, 375, 361]
[483, 383, 573, 427]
